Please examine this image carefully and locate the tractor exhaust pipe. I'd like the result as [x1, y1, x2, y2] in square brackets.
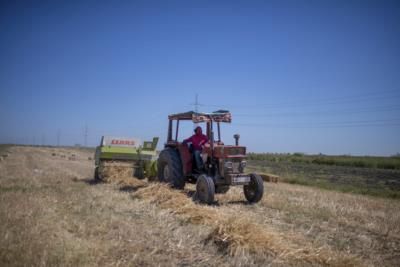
[234, 134, 240, 146]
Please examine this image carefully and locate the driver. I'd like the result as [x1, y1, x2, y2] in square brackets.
[182, 126, 208, 172]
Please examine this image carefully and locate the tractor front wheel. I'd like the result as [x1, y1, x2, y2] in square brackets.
[243, 173, 264, 203]
[196, 175, 215, 204]
[157, 148, 185, 189]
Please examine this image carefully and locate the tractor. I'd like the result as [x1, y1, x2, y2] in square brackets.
[157, 110, 264, 204]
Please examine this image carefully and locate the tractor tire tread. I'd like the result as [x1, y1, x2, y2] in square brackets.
[158, 148, 185, 189]
[196, 175, 215, 204]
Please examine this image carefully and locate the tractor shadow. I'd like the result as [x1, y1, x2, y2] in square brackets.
[223, 200, 250, 205]
[185, 189, 196, 199]
[185, 189, 210, 205]
[185, 189, 247, 206]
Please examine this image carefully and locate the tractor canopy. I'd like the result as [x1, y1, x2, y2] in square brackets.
[168, 110, 232, 123]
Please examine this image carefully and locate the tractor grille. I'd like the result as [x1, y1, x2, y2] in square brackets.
[225, 146, 246, 156]
[232, 161, 241, 173]
[223, 159, 244, 174]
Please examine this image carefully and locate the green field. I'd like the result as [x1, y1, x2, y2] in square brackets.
[248, 153, 400, 199]
[248, 152, 400, 170]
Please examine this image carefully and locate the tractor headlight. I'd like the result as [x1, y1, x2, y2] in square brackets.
[224, 161, 233, 169]
[240, 160, 247, 168]
[238, 160, 247, 173]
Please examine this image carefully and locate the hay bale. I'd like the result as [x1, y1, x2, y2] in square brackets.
[259, 173, 279, 183]
[98, 162, 136, 184]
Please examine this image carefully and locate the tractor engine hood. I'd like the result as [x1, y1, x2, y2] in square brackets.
[204, 145, 246, 159]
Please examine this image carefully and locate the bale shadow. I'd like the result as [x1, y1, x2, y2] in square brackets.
[78, 177, 103, 185]
[119, 185, 146, 193]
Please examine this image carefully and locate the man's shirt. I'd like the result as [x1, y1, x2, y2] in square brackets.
[183, 134, 208, 151]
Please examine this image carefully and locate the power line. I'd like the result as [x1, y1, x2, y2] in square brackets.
[199, 90, 400, 110]
[235, 105, 400, 118]
[234, 123, 400, 129]
[234, 118, 400, 129]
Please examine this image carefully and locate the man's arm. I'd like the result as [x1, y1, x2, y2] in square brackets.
[199, 135, 209, 146]
[182, 135, 193, 144]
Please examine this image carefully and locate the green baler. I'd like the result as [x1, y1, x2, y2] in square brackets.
[94, 136, 159, 181]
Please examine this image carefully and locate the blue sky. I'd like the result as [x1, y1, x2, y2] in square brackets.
[1, 0, 399, 155]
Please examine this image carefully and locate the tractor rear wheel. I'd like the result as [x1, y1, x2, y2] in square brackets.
[244, 173, 264, 203]
[157, 148, 185, 189]
[196, 175, 215, 204]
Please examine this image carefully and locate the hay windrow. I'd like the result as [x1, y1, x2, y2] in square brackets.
[132, 181, 362, 266]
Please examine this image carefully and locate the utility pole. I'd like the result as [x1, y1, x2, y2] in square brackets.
[84, 123, 88, 147]
[57, 129, 61, 147]
[190, 94, 204, 128]
[194, 94, 199, 127]
[195, 93, 199, 113]
[41, 134, 45, 146]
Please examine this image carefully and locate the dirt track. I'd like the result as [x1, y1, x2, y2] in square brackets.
[1, 146, 399, 266]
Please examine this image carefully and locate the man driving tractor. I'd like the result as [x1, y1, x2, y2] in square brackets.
[158, 110, 264, 204]
[182, 126, 208, 173]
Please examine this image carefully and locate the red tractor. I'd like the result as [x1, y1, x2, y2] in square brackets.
[157, 110, 264, 204]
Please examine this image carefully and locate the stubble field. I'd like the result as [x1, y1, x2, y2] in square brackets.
[0, 146, 399, 266]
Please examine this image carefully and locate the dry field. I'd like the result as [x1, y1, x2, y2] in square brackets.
[0, 146, 399, 266]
